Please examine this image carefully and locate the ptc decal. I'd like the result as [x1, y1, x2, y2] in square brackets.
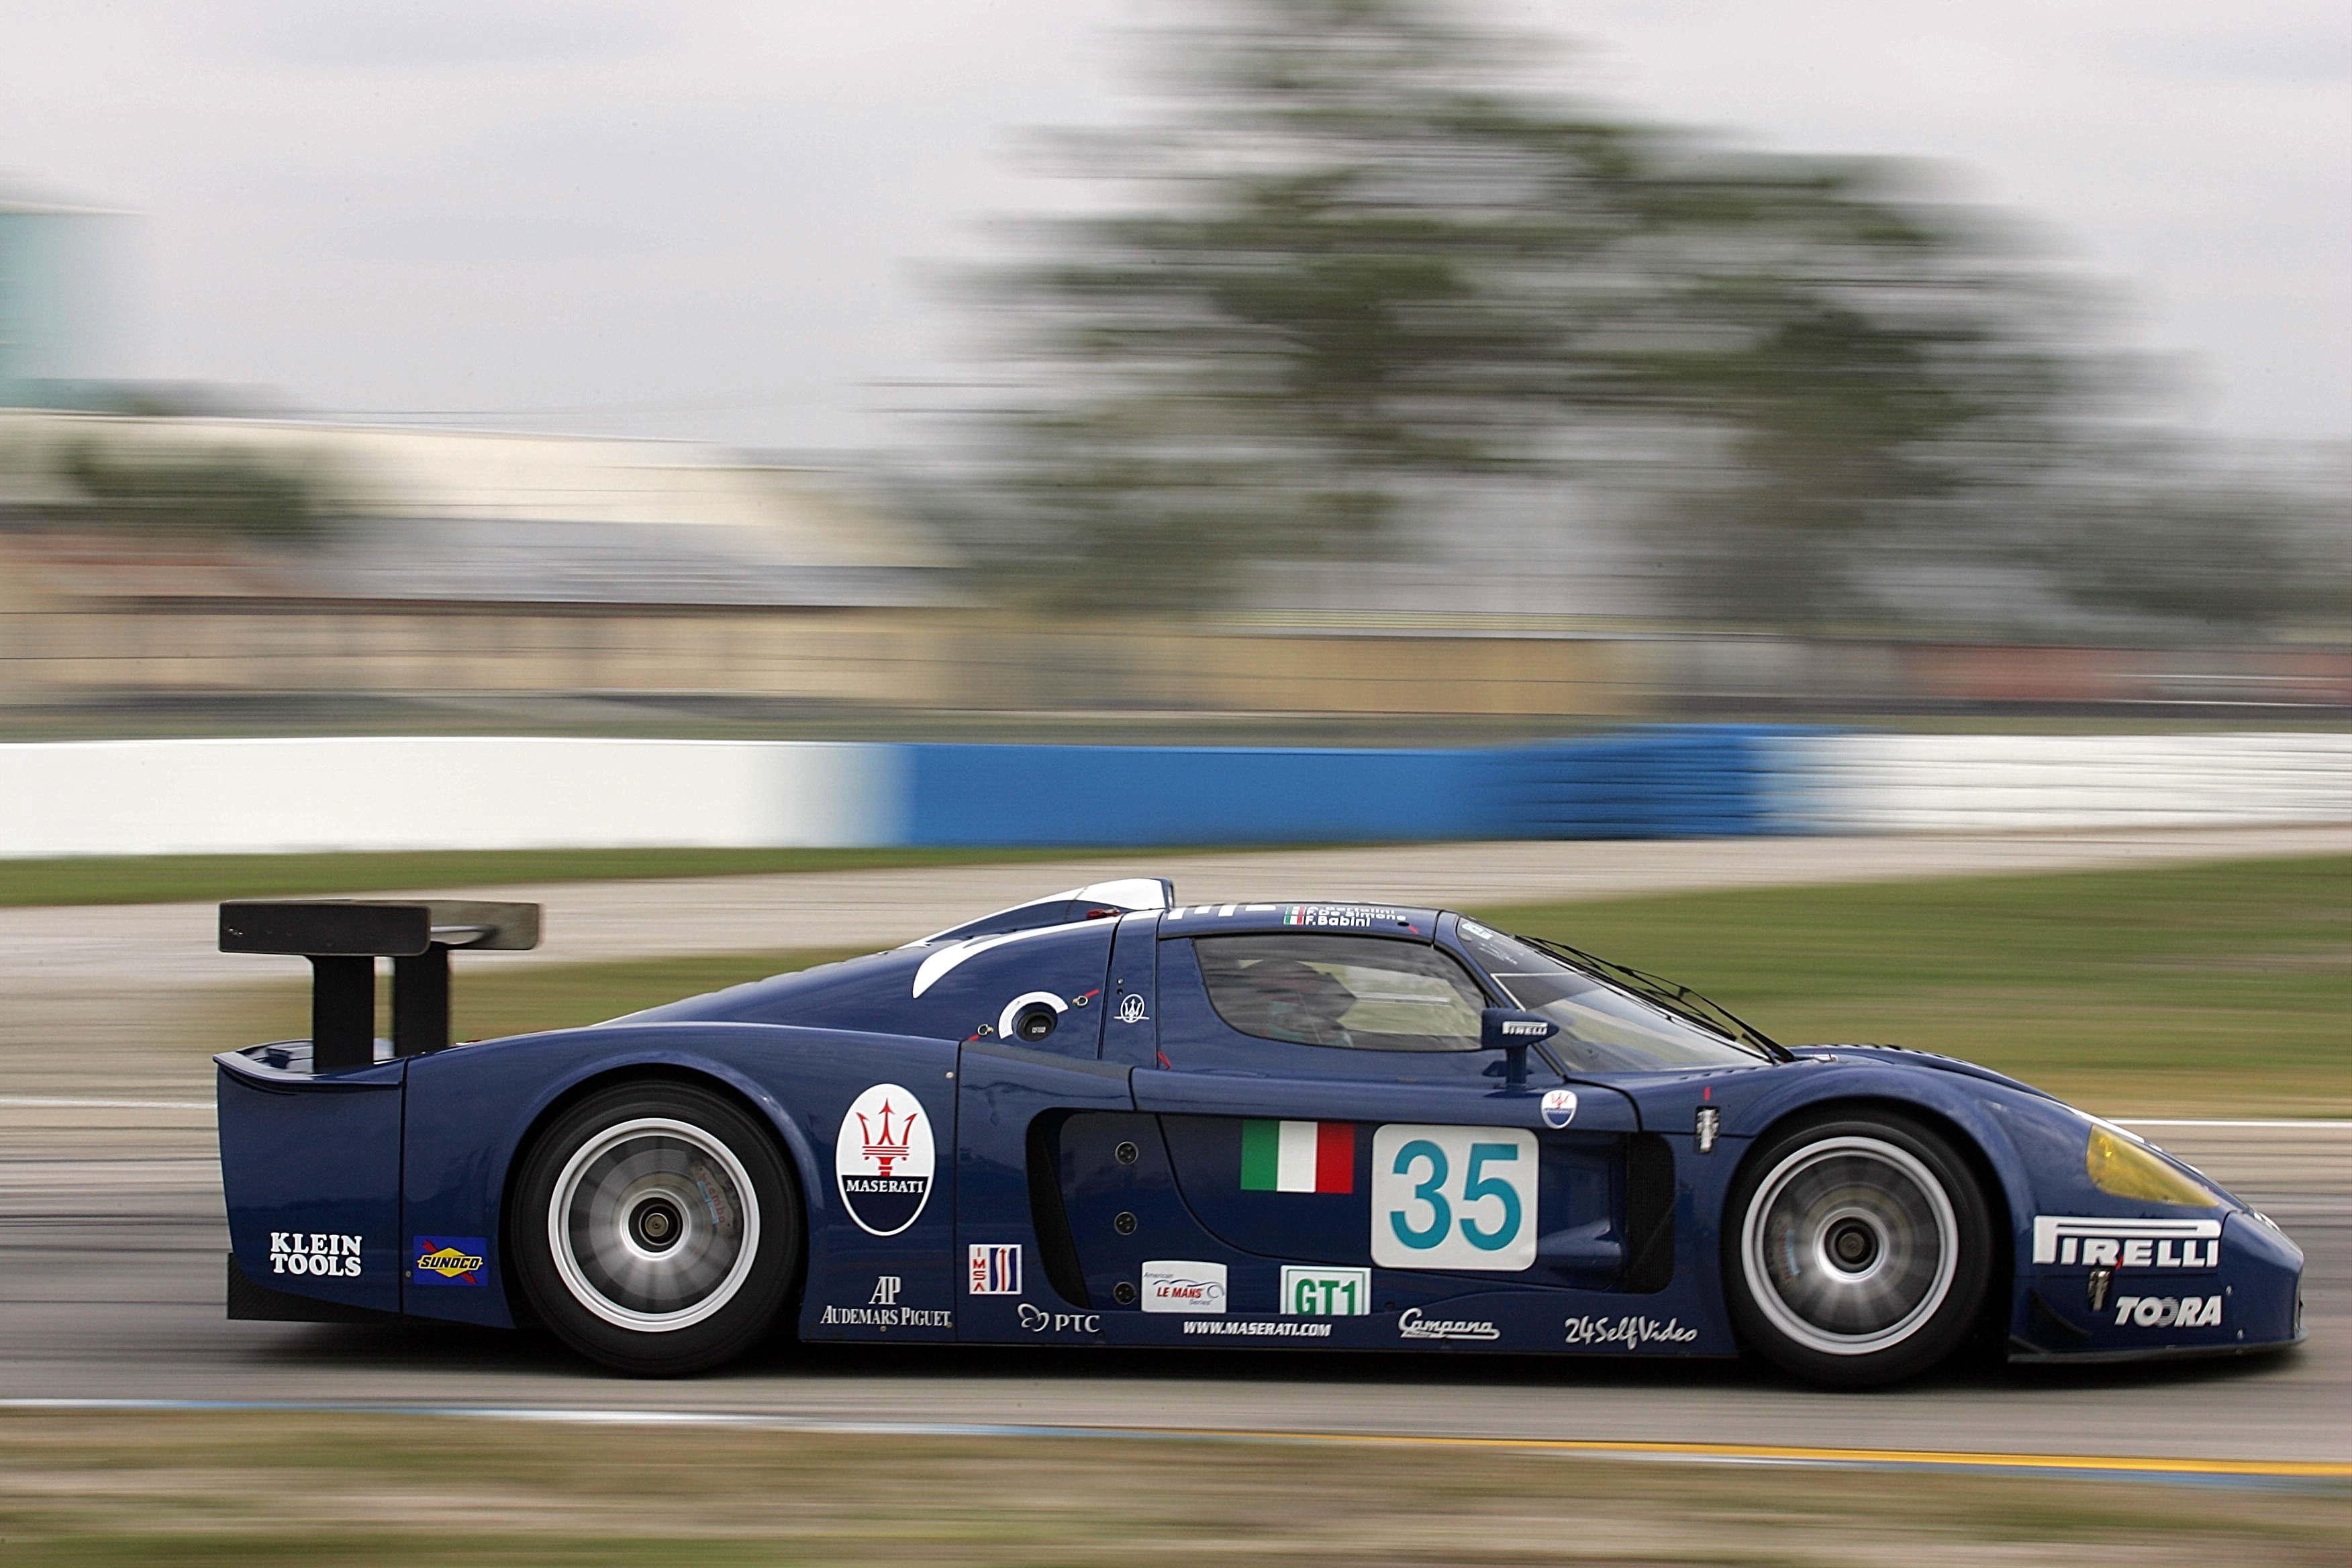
[411, 1235, 488, 1287]
[835, 1083, 936, 1237]
[268, 1232, 362, 1277]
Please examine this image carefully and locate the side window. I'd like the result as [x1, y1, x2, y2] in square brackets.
[1193, 935, 1486, 1052]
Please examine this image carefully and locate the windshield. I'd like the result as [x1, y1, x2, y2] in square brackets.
[1455, 918, 1769, 1071]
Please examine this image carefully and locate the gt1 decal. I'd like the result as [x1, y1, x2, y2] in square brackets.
[1018, 1304, 1102, 1333]
[1563, 1314, 1700, 1349]
[411, 1235, 487, 1287]
[1184, 1319, 1334, 1338]
[835, 1083, 936, 1237]
[1371, 1124, 1537, 1271]
[2032, 1216, 2222, 1269]
[1140, 1260, 1228, 1313]
[1540, 1089, 1577, 1129]
[1397, 1308, 1498, 1340]
[2114, 1295, 2222, 1328]
[269, 1232, 362, 1277]
[1281, 1265, 1371, 1316]
[969, 1244, 1022, 1295]
[818, 1275, 952, 1328]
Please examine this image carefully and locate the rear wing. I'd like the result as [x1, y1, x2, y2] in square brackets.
[218, 899, 540, 1072]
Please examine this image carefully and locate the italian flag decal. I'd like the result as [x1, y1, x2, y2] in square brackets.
[1240, 1120, 1355, 1193]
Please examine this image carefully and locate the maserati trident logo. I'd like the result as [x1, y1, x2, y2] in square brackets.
[835, 1083, 936, 1236]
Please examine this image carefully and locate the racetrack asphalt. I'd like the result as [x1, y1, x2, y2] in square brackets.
[1, 826, 2346, 1468]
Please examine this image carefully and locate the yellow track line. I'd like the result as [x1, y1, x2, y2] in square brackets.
[1161, 1426, 2352, 1480]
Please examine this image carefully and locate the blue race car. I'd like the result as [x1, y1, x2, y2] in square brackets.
[214, 879, 2304, 1387]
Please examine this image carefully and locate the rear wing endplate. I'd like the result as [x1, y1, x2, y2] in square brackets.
[219, 899, 541, 1073]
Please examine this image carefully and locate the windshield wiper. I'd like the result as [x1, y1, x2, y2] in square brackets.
[1518, 934, 1793, 1063]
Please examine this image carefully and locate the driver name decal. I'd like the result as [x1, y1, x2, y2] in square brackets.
[835, 1083, 936, 1237]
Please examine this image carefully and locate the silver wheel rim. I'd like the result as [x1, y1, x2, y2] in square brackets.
[1741, 1134, 1957, 1357]
[546, 1116, 761, 1334]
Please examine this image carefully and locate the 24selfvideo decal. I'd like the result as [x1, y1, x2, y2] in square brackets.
[1370, 1124, 1537, 1270]
[835, 1083, 936, 1237]
[411, 1235, 488, 1287]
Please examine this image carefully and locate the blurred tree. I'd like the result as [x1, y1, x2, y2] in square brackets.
[965, 0, 2120, 624]
[59, 440, 336, 547]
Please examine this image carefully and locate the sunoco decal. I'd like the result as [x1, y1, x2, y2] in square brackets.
[411, 1235, 488, 1287]
[268, 1232, 362, 1277]
[2032, 1216, 2222, 1269]
[835, 1083, 936, 1237]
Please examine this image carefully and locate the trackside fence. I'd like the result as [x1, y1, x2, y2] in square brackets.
[1, 729, 2345, 858]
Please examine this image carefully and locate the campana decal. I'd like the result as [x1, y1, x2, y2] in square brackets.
[2031, 1216, 2222, 1269]
[969, 1244, 1022, 1296]
[818, 1275, 952, 1328]
[1140, 1260, 1228, 1313]
[1018, 1304, 1101, 1333]
[1183, 1319, 1333, 1338]
[411, 1235, 488, 1287]
[1563, 1314, 1700, 1349]
[834, 1083, 936, 1237]
[1396, 1307, 1498, 1340]
[1540, 1089, 1577, 1129]
[269, 1232, 362, 1277]
[1281, 1265, 1371, 1316]
[2114, 1295, 2222, 1329]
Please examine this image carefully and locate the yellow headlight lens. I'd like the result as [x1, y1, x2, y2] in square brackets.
[2086, 1127, 2218, 1207]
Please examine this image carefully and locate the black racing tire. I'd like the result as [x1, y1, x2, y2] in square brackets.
[1722, 1110, 1992, 1389]
[509, 1081, 801, 1376]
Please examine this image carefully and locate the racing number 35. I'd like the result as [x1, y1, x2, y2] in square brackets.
[1370, 1125, 1538, 1271]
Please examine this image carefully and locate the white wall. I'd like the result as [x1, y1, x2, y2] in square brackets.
[1776, 732, 2352, 834]
[0, 737, 901, 856]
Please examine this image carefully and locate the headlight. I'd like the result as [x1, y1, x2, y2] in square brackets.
[2086, 1127, 2219, 1207]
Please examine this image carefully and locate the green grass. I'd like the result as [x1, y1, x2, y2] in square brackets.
[0, 843, 1274, 909]
[1469, 854, 2351, 1116]
[0, 1410, 2341, 1566]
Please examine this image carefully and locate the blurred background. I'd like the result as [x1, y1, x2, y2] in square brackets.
[0, 0, 2343, 751]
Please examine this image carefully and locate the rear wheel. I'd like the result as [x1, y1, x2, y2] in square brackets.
[511, 1081, 799, 1375]
[1724, 1112, 1992, 1389]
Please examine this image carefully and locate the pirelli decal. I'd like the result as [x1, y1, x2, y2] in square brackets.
[2032, 1216, 2222, 1269]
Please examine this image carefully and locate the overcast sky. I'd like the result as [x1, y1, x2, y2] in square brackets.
[5, 0, 2346, 454]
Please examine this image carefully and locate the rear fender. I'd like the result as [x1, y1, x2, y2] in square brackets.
[216, 1048, 406, 1316]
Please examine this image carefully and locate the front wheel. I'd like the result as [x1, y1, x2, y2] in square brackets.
[1724, 1112, 1992, 1389]
[511, 1081, 801, 1375]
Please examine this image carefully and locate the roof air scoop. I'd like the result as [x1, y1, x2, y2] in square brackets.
[912, 878, 1173, 946]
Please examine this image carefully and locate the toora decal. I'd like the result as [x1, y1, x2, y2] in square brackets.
[2114, 1295, 2222, 1329]
[835, 1083, 937, 1237]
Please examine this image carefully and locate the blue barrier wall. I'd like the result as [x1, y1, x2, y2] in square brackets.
[903, 744, 1492, 846]
[901, 728, 1802, 846]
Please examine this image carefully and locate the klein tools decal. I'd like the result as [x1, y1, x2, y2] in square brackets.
[411, 1235, 488, 1287]
[834, 1083, 936, 1237]
[268, 1232, 362, 1278]
[1240, 1120, 1355, 1193]
[2031, 1216, 2223, 1269]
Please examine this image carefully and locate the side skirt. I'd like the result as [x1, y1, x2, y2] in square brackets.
[226, 1253, 404, 1324]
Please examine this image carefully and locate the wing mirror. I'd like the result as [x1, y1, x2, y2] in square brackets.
[1480, 1008, 1558, 1092]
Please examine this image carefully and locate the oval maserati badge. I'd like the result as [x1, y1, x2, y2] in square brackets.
[835, 1083, 936, 1236]
[1541, 1088, 1578, 1129]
